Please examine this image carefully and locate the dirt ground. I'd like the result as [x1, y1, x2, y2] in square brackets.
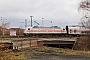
[28, 53, 90, 60]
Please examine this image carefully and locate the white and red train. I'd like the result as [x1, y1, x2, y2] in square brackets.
[24, 26, 90, 37]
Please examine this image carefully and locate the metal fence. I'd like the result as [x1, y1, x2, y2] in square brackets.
[0, 37, 38, 50]
[0, 36, 90, 51]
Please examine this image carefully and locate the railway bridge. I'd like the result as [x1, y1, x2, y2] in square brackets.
[37, 39, 76, 49]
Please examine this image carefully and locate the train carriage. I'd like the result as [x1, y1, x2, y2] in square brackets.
[24, 26, 90, 37]
[68, 26, 90, 36]
[68, 27, 81, 35]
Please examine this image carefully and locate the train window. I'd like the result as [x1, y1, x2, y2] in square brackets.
[81, 31, 84, 33]
[70, 29, 72, 33]
[74, 29, 76, 33]
[28, 28, 30, 30]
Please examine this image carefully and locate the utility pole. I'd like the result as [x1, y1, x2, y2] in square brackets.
[30, 16, 33, 27]
[25, 19, 27, 29]
[42, 18, 44, 27]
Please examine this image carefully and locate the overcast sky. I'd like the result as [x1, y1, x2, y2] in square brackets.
[0, 0, 82, 28]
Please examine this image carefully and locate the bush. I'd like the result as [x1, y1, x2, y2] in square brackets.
[75, 36, 90, 51]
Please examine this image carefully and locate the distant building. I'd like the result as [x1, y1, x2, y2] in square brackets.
[10, 28, 24, 35]
[0, 26, 24, 36]
[10, 29, 16, 36]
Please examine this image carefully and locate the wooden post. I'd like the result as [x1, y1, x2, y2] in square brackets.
[59, 43, 60, 48]
[30, 39, 31, 47]
[21, 40, 23, 49]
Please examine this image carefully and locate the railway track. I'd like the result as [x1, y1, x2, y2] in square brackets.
[0, 34, 81, 39]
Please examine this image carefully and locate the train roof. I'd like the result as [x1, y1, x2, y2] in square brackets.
[33, 26, 61, 28]
[68, 26, 90, 30]
[26, 26, 61, 29]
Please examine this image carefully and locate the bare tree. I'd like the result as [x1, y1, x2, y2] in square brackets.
[1, 22, 10, 36]
[79, 0, 90, 28]
[78, 0, 90, 51]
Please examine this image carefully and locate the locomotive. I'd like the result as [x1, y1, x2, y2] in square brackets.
[23, 26, 90, 37]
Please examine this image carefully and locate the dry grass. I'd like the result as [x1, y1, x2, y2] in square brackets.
[0, 50, 26, 60]
[0, 46, 90, 60]
[0, 36, 90, 60]
[23, 46, 90, 57]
